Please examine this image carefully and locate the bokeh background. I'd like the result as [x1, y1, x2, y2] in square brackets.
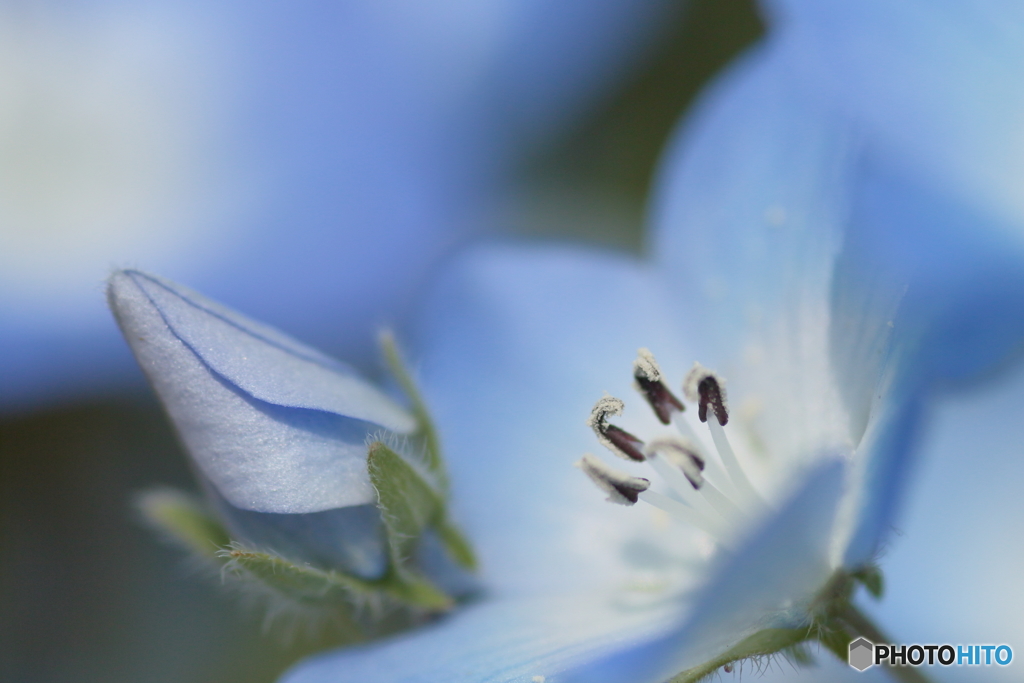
[1, 2, 764, 681]
[7, 3, 1021, 682]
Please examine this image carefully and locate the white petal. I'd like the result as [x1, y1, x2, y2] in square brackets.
[651, 42, 856, 475]
[563, 459, 846, 683]
[651, 41, 1024, 566]
[108, 270, 411, 513]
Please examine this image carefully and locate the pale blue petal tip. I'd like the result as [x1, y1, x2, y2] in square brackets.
[123, 270, 415, 433]
[842, 399, 923, 569]
[108, 269, 402, 513]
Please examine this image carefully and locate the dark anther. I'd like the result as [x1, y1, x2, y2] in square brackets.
[605, 425, 646, 462]
[697, 376, 729, 426]
[686, 449, 706, 473]
[577, 454, 650, 506]
[588, 395, 647, 461]
[605, 475, 649, 504]
[635, 372, 685, 425]
[647, 438, 705, 489]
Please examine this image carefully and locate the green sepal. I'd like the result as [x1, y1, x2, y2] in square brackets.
[436, 517, 478, 571]
[851, 564, 885, 599]
[368, 440, 477, 573]
[380, 330, 445, 486]
[219, 542, 381, 604]
[668, 627, 815, 683]
[138, 487, 452, 615]
[137, 488, 231, 558]
[378, 331, 478, 573]
[667, 567, 935, 683]
[219, 543, 451, 611]
[368, 440, 442, 558]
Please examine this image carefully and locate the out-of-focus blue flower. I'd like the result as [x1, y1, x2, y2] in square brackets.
[0, 0, 678, 412]
[277, 22, 1024, 682]
[763, 0, 1024, 229]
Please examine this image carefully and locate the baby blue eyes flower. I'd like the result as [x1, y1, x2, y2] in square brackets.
[104, 5, 1024, 682]
[277, 18, 1024, 683]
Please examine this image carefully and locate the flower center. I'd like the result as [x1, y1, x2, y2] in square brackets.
[577, 349, 770, 550]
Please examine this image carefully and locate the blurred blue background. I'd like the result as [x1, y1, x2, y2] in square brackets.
[0, 0, 684, 412]
[0, 1, 766, 681]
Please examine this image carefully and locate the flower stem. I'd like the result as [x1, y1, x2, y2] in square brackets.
[839, 603, 936, 683]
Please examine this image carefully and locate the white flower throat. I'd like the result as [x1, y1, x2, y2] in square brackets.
[577, 349, 771, 551]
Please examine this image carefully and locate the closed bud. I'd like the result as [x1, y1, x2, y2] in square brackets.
[108, 269, 418, 579]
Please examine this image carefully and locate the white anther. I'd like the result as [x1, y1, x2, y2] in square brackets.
[633, 347, 663, 383]
[644, 437, 744, 525]
[587, 394, 623, 432]
[642, 439, 725, 528]
[587, 394, 646, 461]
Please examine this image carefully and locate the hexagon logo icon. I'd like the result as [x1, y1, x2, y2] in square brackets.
[849, 637, 875, 671]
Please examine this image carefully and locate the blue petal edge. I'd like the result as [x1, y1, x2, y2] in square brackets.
[124, 269, 415, 433]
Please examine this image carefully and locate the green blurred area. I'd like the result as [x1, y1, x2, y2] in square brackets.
[0, 397, 335, 683]
[516, 0, 763, 252]
[0, 2, 762, 681]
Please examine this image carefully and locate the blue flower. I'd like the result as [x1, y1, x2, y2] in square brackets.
[763, 0, 1024, 227]
[278, 19, 1024, 683]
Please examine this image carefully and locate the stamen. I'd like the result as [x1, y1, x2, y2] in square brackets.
[684, 363, 768, 511]
[646, 439, 745, 526]
[643, 440, 722, 524]
[576, 454, 650, 505]
[633, 348, 685, 425]
[707, 415, 768, 511]
[588, 395, 646, 462]
[645, 438, 704, 489]
[683, 363, 729, 425]
[667, 411, 742, 503]
[694, 474, 747, 526]
[638, 490, 729, 540]
[577, 357, 770, 554]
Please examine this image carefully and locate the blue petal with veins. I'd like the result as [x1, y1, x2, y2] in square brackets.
[108, 269, 413, 514]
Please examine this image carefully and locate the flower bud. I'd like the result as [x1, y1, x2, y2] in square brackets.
[108, 269, 416, 577]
